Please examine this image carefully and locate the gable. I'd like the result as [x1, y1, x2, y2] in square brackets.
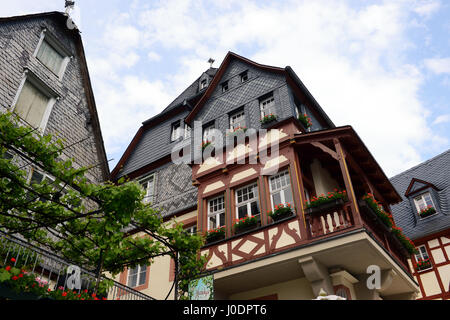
[404, 178, 438, 197]
[194, 58, 287, 125]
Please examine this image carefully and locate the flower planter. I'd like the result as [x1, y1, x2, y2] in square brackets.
[234, 222, 258, 235]
[0, 284, 41, 300]
[260, 119, 277, 129]
[271, 211, 295, 222]
[358, 199, 392, 232]
[419, 207, 436, 219]
[233, 216, 259, 235]
[298, 114, 312, 130]
[205, 233, 225, 244]
[305, 198, 345, 215]
[268, 205, 295, 222]
[416, 259, 432, 271]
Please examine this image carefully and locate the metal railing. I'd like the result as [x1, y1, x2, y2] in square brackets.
[0, 232, 155, 300]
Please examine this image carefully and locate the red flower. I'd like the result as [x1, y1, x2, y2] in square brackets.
[5, 266, 11, 271]
[18, 273, 23, 278]
[11, 276, 18, 281]
[10, 258, 16, 263]
[62, 292, 67, 297]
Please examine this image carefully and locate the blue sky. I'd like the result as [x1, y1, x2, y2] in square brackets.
[1, 0, 449, 177]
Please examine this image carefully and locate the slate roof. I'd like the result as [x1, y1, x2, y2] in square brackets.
[161, 68, 217, 114]
[114, 68, 217, 178]
[390, 149, 450, 240]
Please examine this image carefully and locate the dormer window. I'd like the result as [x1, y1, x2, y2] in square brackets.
[414, 192, 437, 218]
[221, 81, 229, 93]
[240, 71, 248, 83]
[200, 79, 207, 90]
[171, 121, 182, 142]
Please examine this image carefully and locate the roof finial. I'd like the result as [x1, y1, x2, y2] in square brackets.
[208, 58, 215, 68]
[65, 0, 75, 15]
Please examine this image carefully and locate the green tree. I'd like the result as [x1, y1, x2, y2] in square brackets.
[0, 112, 206, 299]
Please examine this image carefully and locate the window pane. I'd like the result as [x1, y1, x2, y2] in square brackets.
[424, 193, 433, 207]
[284, 188, 294, 206]
[250, 201, 259, 216]
[138, 266, 147, 286]
[238, 205, 248, 219]
[209, 216, 217, 229]
[37, 40, 64, 75]
[272, 192, 282, 208]
[14, 81, 49, 128]
[219, 213, 225, 227]
[128, 274, 137, 288]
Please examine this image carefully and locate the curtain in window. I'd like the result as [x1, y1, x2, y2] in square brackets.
[37, 40, 64, 75]
[14, 81, 49, 129]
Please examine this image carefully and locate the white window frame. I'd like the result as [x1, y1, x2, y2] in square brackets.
[139, 174, 156, 204]
[207, 195, 225, 230]
[11, 71, 58, 133]
[27, 167, 81, 209]
[184, 123, 191, 140]
[415, 245, 432, 271]
[33, 29, 72, 80]
[414, 192, 435, 216]
[260, 95, 276, 118]
[269, 170, 294, 210]
[221, 81, 229, 93]
[185, 225, 197, 236]
[127, 264, 147, 288]
[235, 183, 260, 220]
[203, 123, 215, 143]
[200, 79, 207, 90]
[240, 71, 248, 83]
[171, 121, 182, 142]
[229, 110, 245, 130]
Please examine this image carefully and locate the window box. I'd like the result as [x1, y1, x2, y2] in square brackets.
[419, 206, 436, 219]
[233, 215, 258, 235]
[260, 114, 277, 127]
[304, 190, 348, 215]
[226, 126, 248, 137]
[268, 203, 294, 222]
[298, 113, 312, 129]
[205, 227, 226, 243]
[416, 258, 432, 271]
[202, 140, 213, 152]
[359, 193, 394, 229]
[391, 225, 417, 255]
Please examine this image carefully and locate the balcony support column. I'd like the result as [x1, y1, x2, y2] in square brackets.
[333, 138, 363, 228]
[298, 257, 334, 297]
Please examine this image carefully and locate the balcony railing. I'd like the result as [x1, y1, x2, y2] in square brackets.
[305, 200, 354, 238]
[0, 232, 155, 300]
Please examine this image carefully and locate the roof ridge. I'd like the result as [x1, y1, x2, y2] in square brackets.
[390, 148, 450, 180]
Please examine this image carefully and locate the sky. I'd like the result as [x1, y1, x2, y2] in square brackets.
[1, 0, 449, 177]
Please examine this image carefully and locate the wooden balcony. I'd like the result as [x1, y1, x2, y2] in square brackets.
[201, 126, 412, 277]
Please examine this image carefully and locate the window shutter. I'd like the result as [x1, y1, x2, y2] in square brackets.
[14, 81, 49, 128]
[37, 40, 64, 75]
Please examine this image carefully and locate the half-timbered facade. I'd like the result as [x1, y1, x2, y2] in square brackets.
[112, 52, 419, 300]
[390, 150, 450, 300]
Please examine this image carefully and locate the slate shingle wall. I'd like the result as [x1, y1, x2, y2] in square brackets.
[0, 16, 104, 184]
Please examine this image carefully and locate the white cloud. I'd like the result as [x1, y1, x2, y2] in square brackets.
[413, 0, 441, 18]
[433, 114, 450, 125]
[424, 57, 450, 74]
[147, 51, 161, 62]
[130, 0, 445, 175]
